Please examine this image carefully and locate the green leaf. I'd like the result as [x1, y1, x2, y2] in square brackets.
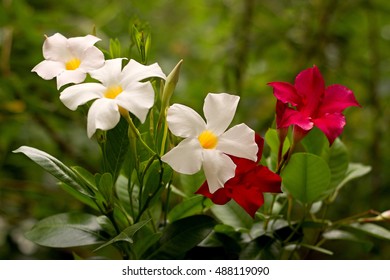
[301, 127, 328, 156]
[101, 117, 129, 183]
[338, 163, 372, 190]
[329, 163, 371, 202]
[211, 200, 254, 230]
[348, 223, 390, 240]
[94, 219, 150, 251]
[115, 175, 132, 214]
[59, 182, 99, 211]
[323, 229, 365, 242]
[167, 195, 207, 222]
[25, 213, 104, 248]
[98, 173, 114, 205]
[109, 38, 122, 58]
[264, 128, 290, 170]
[71, 166, 98, 192]
[281, 153, 331, 203]
[325, 139, 349, 189]
[299, 243, 333, 255]
[13, 146, 93, 197]
[133, 227, 162, 259]
[147, 215, 216, 259]
[322, 229, 374, 250]
[240, 235, 281, 260]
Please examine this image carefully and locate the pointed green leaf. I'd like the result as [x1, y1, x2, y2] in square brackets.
[133, 227, 162, 259]
[211, 200, 253, 230]
[265, 128, 290, 170]
[299, 243, 333, 255]
[25, 213, 104, 248]
[59, 182, 99, 211]
[168, 195, 208, 222]
[336, 163, 371, 191]
[281, 153, 331, 203]
[101, 117, 129, 182]
[147, 215, 216, 259]
[13, 146, 93, 197]
[348, 223, 390, 240]
[94, 219, 150, 251]
[98, 173, 114, 205]
[324, 139, 349, 189]
[329, 163, 371, 202]
[301, 127, 328, 156]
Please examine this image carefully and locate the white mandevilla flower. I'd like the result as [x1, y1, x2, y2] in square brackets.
[32, 33, 105, 89]
[161, 93, 258, 193]
[60, 58, 166, 138]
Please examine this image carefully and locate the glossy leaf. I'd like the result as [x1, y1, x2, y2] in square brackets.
[240, 235, 281, 260]
[100, 117, 129, 183]
[348, 223, 390, 240]
[94, 219, 150, 251]
[147, 215, 216, 259]
[211, 200, 253, 230]
[281, 153, 331, 203]
[13, 146, 93, 197]
[59, 182, 99, 211]
[264, 128, 290, 170]
[98, 172, 114, 205]
[167, 195, 208, 222]
[329, 163, 371, 202]
[324, 139, 349, 190]
[25, 213, 104, 248]
[301, 127, 328, 156]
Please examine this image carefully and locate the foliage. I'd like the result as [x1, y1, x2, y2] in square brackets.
[1, 0, 389, 260]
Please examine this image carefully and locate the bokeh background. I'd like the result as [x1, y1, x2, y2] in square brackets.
[0, 0, 389, 259]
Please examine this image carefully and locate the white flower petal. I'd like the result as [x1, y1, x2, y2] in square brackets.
[60, 83, 105, 110]
[202, 149, 236, 193]
[89, 58, 125, 86]
[42, 33, 70, 61]
[166, 104, 206, 138]
[32, 60, 65, 80]
[67, 35, 101, 55]
[56, 69, 87, 89]
[121, 59, 166, 85]
[161, 138, 203, 174]
[204, 93, 239, 135]
[218, 123, 258, 161]
[87, 98, 120, 138]
[79, 46, 105, 72]
[116, 82, 155, 123]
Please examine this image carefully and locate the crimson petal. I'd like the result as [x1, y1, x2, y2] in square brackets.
[268, 81, 301, 107]
[318, 84, 361, 116]
[313, 113, 346, 145]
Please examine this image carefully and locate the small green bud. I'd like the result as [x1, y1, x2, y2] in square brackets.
[161, 59, 183, 111]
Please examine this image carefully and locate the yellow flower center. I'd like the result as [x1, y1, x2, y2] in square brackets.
[65, 58, 81, 70]
[198, 130, 218, 149]
[104, 85, 123, 99]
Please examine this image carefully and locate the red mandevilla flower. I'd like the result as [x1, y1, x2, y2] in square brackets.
[268, 65, 361, 145]
[196, 134, 282, 217]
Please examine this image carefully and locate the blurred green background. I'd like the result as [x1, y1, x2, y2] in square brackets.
[0, 0, 389, 259]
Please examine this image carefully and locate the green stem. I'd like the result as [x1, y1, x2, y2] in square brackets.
[263, 194, 277, 231]
[124, 112, 156, 156]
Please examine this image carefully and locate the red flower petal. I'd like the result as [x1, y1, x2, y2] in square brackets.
[268, 81, 301, 107]
[276, 104, 313, 130]
[313, 113, 346, 145]
[195, 134, 282, 217]
[318, 84, 361, 116]
[230, 165, 282, 217]
[294, 65, 325, 116]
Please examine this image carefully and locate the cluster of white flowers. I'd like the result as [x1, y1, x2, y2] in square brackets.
[33, 33, 258, 194]
[33, 33, 166, 138]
